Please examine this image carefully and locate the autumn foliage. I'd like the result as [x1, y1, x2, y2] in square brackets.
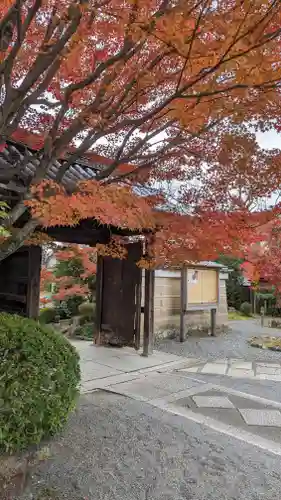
[41, 244, 97, 302]
[1, 1, 281, 265]
[242, 220, 281, 295]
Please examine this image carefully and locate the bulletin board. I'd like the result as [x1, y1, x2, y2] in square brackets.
[187, 268, 218, 306]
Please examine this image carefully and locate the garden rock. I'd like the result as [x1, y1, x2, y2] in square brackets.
[248, 335, 281, 351]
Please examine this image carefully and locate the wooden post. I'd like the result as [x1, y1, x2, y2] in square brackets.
[260, 305, 265, 328]
[142, 269, 155, 357]
[180, 266, 187, 342]
[210, 308, 216, 336]
[250, 287, 253, 314]
[95, 255, 104, 344]
[134, 275, 142, 351]
[26, 246, 42, 319]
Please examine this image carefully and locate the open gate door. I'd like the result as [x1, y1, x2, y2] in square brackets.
[96, 241, 142, 347]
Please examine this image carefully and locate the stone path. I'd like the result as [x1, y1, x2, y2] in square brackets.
[71, 340, 193, 393]
[179, 358, 281, 381]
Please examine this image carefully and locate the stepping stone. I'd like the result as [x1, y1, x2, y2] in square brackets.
[201, 363, 227, 375]
[230, 361, 253, 370]
[192, 395, 235, 409]
[238, 409, 281, 427]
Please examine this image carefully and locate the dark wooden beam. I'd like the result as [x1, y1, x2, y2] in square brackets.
[142, 269, 155, 356]
[45, 226, 111, 245]
[95, 255, 104, 344]
[210, 308, 217, 337]
[26, 246, 42, 319]
[134, 272, 142, 351]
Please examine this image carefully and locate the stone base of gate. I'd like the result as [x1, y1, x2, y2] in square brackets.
[94, 325, 135, 348]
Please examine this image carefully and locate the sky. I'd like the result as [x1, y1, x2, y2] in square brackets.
[256, 130, 281, 150]
[255, 130, 281, 208]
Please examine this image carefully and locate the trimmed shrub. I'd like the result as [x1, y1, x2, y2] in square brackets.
[54, 296, 84, 319]
[39, 307, 56, 324]
[240, 301, 252, 317]
[74, 322, 95, 339]
[0, 313, 80, 454]
[78, 301, 96, 320]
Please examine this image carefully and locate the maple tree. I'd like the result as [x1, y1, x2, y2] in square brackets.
[179, 130, 281, 212]
[40, 244, 96, 309]
[242, 220, 281, 296]
[0, 0, 281, 265]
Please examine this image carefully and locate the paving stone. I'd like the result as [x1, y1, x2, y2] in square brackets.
[81, 363, 122, 382]
[230, 361, 253, 370]
[146, 372, 201, 393]
[257, 374, 281, 382]
[81, 372, 142, 392]
[212, 359, 228, 364]
[256, 362, 281, 368]
[227, 368, 255, 378]
[238, 408, 281, 427]
[256, 366, 281, 375]
[229, 358, 246, 364]
[177, 357, 204, 367]
[107, 379, 172, 401]
[192, 395, 235, 409]
[180, 366, 201, 373]
[201, 363, 227, 375]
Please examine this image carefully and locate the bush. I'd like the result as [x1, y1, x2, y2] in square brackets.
[0, 313, 80, 454]
[78, 301, 96, 320]
[74, 322, 95, 339]
[39, 307, 56, 324]
[54, 296, 84, 319]
[240, 301, 252, 317]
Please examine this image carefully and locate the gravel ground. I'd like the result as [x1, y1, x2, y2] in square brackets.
[155, 319, 281, 361]
[20, 390, 281, 500]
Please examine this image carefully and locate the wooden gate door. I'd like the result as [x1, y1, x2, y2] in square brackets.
[96, 241, 142, 347]
[0, 246, 41, 318]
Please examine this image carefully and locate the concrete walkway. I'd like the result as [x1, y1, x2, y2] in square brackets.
[71, 340, 197, 393]
[70, 324, 281, 455]
[70, 338, 281, 453]
[71, 320, 281, 395]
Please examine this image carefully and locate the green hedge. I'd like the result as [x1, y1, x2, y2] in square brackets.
[74, 322, 95, 339]
[0, 313, 80, 454]
[39, 307, 57, 324]
[240, 301, 252, 317]
[78, 301, 96, 320]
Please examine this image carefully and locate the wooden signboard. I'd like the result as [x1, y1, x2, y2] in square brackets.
[180, 266, 219, 342]
[187, 268, 218, 305]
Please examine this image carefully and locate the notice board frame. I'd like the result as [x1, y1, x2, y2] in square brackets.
[179, 265, 220, 342]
